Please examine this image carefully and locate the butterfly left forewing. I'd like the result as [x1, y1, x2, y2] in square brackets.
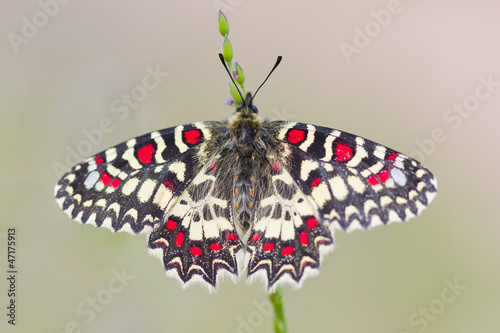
[54, 122, 219, 234]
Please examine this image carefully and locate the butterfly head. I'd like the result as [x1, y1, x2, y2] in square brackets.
[236, 92, 259, 114]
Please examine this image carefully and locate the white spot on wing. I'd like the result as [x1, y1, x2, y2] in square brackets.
[347, 146, 368, 168]
[345, 205, 360, 220]
[311, 182, 332, 208]
[391, 168, 407, 186]
[300, 160, 319, 181]
[355, 137, 365, 146]
[408, 190, 418, 200]
[122, 178, 139, 195]
[396, 197, 408, 205]
[152, 131, 167, 163]
[277, 122, 296, 140]
[153, 184, 173, 209]
[190, 221, 203, 241]
[329, 176, 349, 201]
[321, 134, 335, 162]
[106, 164, 121, 177]
[416, 169, 426, 178]
[122, 143, 142, 169]
[368, 161, 384, 175]
[174, 125, 189, 153]
[280, 220, 295, 240]
[369, 215, 383, 228]
[107, 202, 120, 216]
[264, 220, 281, 238]
[299, 124, 316, 151]
[203, 221, 219, 239]
[346, 219, 363, 232]
[363, 199, 378, 216]
[105, 147, 117, 162]
[137, 179, 156, 203]
[373, 146, 386, 160]
[65, 174, 76, 182]
[168, 161, 186, 182]
[347, 175, 366, 194]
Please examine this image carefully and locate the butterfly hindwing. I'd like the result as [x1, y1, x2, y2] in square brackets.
[148, 164, 243, 290]
[54, 122, 219, 234]
[245, 162, 334, 289]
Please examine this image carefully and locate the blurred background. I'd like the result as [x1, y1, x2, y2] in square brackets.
[1, 1, 499, 332]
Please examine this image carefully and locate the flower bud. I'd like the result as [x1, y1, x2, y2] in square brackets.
[234, 62, 245, 85]
[222, 37, 233, 63]
[228, 82, 243, 106]
[218, 9, 229, 36]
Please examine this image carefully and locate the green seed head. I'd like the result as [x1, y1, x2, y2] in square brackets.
[222, 37, 233, 63]
[218, 9, 229, 37]
[228, 82, 243, 106]
[233, 62, 245, 86]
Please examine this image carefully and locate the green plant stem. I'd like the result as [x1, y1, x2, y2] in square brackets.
[269, 287, 287, 333]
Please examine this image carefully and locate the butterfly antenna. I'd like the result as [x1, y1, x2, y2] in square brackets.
[219, 53, 245, 105]
[251, 56, 282, 104]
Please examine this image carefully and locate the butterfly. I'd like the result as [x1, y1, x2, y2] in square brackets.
[54, 62, 437, 293]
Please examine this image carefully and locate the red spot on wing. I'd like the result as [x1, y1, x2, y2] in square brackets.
[367, 175, 379, 185]
[165, 220, 177, 231]
[210, 243, 221, 251]
[174, 232, 184, 247]
[226, 233, 238, 241]
[281, 246, 294, 257]
[311, 178, 321, 188]
[137, 144, 155, 164]
[263, 243, 274, 252]
[184, 130, 201, 145]
[335, 142, 353, 162]
[109, 178, 121, 188]
[209, 162, 217, 171]
[388, 153, 398, 161]
[299, 231, 309, 245]
[287, 129, 306, 144]
[369, 170, 390, 186]
[152, 240, 167, 248]
[272, 162, 280, 171]
[378, 170, 390, 183]
[250, 234, 260, 242]
[99, 172, 112, 186]
[164, 179, 175, 191]
[94, 155, 104, 164]
[190, 246, 202, 256]
[306, 218, 318, 229]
